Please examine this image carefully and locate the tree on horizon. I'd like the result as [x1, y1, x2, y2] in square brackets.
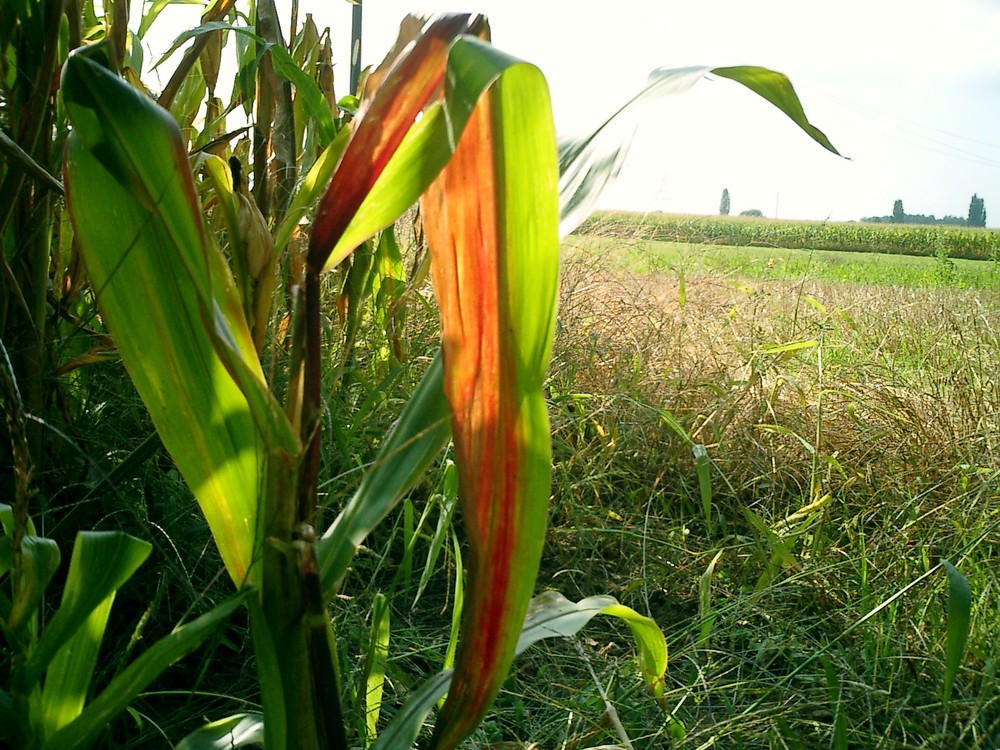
[968, 193, 986, 227]
[720, 188, 731, 216]
[892, 199, 904, 223]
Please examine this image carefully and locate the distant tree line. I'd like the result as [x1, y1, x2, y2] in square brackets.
[862, 195, 987, 227]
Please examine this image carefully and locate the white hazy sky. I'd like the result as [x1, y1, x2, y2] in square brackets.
[151, 1, 1000, 226]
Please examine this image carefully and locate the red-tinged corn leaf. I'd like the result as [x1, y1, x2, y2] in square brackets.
[373, 590, 665, 750]
[61, 42, 298, 589]
[307, 13, 482, 273]
[420, 38, 559, 750]
[558, 65, 841, 237]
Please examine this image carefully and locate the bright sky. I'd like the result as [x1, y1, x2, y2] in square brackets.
[150, 0, 1000, 226]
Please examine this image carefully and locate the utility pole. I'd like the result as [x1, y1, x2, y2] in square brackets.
[774, 192, 780, 219]
[350, 1, 363, 95]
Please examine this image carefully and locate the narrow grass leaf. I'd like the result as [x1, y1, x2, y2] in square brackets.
[941, 559, 972, 705]
[363, 593, 390, 746]
[422, 40, 559, 750]
[693, 443, 712, 530]
[317, 353, 452, 597]
[414, 461, 458, 607]
[698, 549, 724, 650]
[442, 530, 463, 674]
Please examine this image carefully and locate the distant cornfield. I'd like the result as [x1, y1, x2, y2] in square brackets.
[581, 211, 1000, 261]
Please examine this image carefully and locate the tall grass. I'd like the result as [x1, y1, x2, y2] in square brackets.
[524, 241, 1000, 748]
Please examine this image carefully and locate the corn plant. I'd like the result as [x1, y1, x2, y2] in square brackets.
[2, 5, 843, 748]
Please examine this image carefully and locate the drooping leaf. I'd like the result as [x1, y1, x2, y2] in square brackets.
[941, 559, 972, 706]
[421, 37, 559, 750]
[61, 41, 298, 588]
[374, 590, 667, 750]
[711, 66, 840, 155]
[557, 65, 841, 237]
[6, 534, 60, 636]
[517, 590, 667, 697]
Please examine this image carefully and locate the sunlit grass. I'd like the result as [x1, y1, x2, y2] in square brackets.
[567, 234, 1000, 290]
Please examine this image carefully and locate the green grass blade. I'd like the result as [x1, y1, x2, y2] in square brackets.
[698, 549, 724, 650]
[43, 589, 250, 750]
[363, 593, 390, 747]
[940, 559, 972, 706]
[413, 460, 458, 608]
[317, 352, 452, 597]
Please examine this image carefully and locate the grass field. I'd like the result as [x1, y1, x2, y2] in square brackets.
[499, 223, 1000, 747]
[567, 233, 1000, 290]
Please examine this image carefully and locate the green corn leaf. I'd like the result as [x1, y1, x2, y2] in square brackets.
[38, 587, 116, 739]
[941, 559, 972, 706]
[23, 531, 150, 691]
[6, 535, 60, 636]
[0, 503, 34, 536]
[62, 41, 298, 589]
[137, 0, 203, 40]
[174, 713, 265, 750]
[43, 588, 250, 750]
[557, 65, 840, 237]
[374, 590, 667, 750]
[517, 591, 667, 698]
[421, 38, 559, 750]
[711, 66, 840, 155]
[269, 44, 337, 146]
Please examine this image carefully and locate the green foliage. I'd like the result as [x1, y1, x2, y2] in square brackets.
[893, 198, 905, 222]
[2, 2, 868, 748]
[583, 210, 1000, 260]
[719, 188, 730, 216]
[968, 192, 987, 228]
